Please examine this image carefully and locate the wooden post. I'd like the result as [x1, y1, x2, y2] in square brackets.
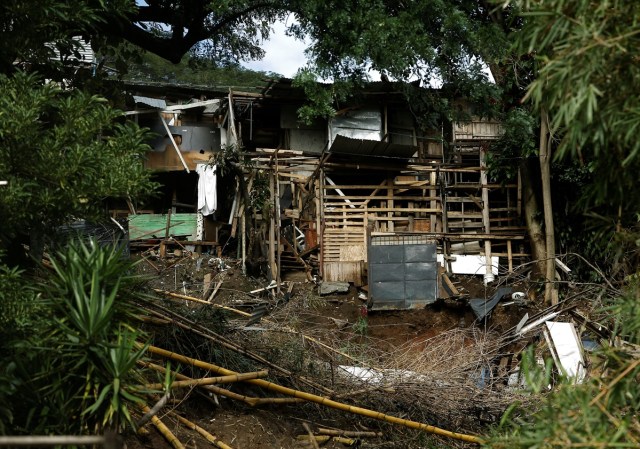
[319, 168, 325, 279]
[517, 167, 522, 218]
[480, 147, 493, 282]
[275, 150, 282, 293]
[269, 173, 277, 282]
[241, 213, 246, 275]
[507, 240, 513, 273]
[387, 176, 394, 232]
[430, 171, 437, 232]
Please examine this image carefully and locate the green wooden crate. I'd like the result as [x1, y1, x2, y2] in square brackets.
[128, 213, 197, 240]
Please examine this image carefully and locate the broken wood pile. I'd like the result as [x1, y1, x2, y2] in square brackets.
[131, 287, 537, 447]
[124, 249, 637, 449]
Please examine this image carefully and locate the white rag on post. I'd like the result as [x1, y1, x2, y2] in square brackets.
[196, 163, 217, 216]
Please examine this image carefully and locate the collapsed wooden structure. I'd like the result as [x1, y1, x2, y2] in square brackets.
[122, 79, 529, 309]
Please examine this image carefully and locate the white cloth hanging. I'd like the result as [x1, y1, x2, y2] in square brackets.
[196, 163, 217, 216]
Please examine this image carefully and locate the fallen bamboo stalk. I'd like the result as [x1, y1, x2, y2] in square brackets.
[302, 423, 321, 449]
[145, 345, 485, 444]
[295, 435, 356, 446]
[141, 361, 304, 407]
[144, 370, 268, 390]
[252, 397, 305, 405]
[139, 361, 261, 406]
[136, 315, 171, 325]
[140, 405, 185, 449]
[317, 428, 382, 438]
[155, 289, 250, 314]
[0, 435, 115, 447]
[173, 413, 234, 449]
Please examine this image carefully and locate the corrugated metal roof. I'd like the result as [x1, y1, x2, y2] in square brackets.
[133, 96, 167, 109]
[329, 135, 417, 158]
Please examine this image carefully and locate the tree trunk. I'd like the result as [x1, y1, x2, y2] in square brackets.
[539, 109, 558, 305]
[521, 160, 546, 278]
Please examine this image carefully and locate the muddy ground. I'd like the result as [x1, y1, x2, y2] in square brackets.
[128, 250, 541, 449]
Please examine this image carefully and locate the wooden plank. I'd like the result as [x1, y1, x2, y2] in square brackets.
[324, 176, 356, 209]
[340, 245, 366, 261]
[367, 216, 435, 221]
[365, 207, 441, 213]
[323, 261, 363, 286]
[322, 184, 432, 190]
[202, 273, 213, 299]
[326, 195, 439, 201]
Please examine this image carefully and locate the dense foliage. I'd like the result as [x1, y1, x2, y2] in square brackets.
[510, 0, 640, 277]
[0, 73, 157, 260]
[488, 1, 640, 447]
[124, 51, 281, 89]
[0, 241, 150, 435]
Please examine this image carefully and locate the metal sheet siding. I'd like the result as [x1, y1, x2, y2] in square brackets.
[368, 238, 438, 310]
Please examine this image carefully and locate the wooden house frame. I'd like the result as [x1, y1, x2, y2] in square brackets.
[120, 79, 529, 302]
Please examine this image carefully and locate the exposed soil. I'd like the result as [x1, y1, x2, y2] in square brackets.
[128, 250, 541, 449]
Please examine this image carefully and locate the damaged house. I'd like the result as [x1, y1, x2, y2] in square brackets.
[122, 79, 528, 310]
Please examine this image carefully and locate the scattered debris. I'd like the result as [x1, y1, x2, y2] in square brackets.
[469, 287, 513, 320]
[543, 321, 586, 383]
[319, 282, 350, 296]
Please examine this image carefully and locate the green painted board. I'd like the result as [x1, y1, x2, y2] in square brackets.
[128, 213, 197, 240]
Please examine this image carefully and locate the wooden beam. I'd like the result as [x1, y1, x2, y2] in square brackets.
[324, 176, 356, 209]
[164, 99, 221, 111]
[157, 112, 189, 173]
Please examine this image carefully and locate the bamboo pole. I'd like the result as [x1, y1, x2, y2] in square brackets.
[145, 345, 485, 445]
[153, 289, 252, 316]
[302, 423, 321, 449]
[0, 435, 115, 448]
[275, 149, 282, 294]
[144, 370, 268, 390]
[318, 428, 382, 438]
[173, 413, 235, 449]
[295, 435, 356, 446]
[142, 360, 306, 407]
[140, 405, 185, 449]
[140, 361, 261, 406]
